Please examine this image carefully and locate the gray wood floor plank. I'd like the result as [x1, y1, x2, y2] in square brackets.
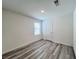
[2, 40, 76, 59]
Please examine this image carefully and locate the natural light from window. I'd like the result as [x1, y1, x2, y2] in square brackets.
[34, 22, 41, 35]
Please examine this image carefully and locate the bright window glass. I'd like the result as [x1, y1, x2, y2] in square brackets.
[34, 23, 41, 35]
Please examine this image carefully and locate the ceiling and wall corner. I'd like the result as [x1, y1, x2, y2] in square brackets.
[2, 0, 76, 20]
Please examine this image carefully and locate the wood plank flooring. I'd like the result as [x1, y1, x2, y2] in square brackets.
[2, 39, 76, 59]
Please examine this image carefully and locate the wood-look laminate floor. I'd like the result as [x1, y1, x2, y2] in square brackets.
[3, 39, 76, 59]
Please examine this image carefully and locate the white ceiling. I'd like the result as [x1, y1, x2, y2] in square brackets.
[2, 0, 76, 20]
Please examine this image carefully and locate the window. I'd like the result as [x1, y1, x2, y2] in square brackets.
[34, 22, 41, 35]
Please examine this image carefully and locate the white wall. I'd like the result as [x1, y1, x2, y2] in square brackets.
[73, 10, 76, 54]
[2, 9, 42, 54]
[43, 13, 73, 46]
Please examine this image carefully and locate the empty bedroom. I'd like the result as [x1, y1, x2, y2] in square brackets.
[2, 0, 76, 59]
